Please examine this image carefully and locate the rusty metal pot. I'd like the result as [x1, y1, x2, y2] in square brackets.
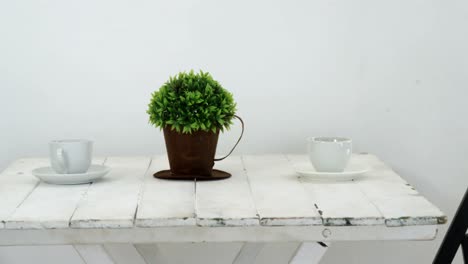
[154, 115, 244, 180]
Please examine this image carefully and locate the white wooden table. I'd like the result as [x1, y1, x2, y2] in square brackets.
[0, 154, 446, 264]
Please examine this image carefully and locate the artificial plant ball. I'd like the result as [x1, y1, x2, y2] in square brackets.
[147, 70, 237, 134]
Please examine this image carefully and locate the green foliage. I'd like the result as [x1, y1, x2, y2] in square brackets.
[147, 70, 237, 134]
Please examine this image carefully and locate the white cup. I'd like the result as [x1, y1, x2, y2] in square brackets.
[307, 137, 352, 172]
[49, 139, 93, 174]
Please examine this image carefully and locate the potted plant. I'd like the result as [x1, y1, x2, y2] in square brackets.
[147, 70, 244, 180]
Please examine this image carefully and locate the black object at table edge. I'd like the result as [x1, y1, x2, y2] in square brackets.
[433, 187, 468, 263]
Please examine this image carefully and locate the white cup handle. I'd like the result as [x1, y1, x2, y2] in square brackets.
[56, 148, 68, 173]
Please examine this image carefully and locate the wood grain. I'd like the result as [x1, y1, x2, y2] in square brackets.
[242, 155, 322, 226]
[70, 157, 151, 228]
[136, 155, 196, 227]
[196, 156, 259, 227]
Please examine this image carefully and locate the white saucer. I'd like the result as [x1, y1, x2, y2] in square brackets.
[32, 165, 111, 185]
[294, 163, 369, 181]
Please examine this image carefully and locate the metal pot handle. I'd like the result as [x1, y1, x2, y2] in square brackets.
[214, 115, 244, 162]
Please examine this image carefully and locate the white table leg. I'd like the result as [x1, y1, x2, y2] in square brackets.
[103, 244, 148, 264]
[289, 242, 329, 264]
[74, 245, 115, 264]
[233, 242, 265, 264]
[73, 242, 326, 264]
[75, 244, 149, 264]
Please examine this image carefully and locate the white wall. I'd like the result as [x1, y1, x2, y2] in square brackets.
[0, 0, 467, 263]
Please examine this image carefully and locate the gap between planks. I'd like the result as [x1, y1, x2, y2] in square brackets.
[2, 181, 41, 228]
[132, 158, 154, 227]
[240, 156, 262, 224]
[4, 158, 107, 229]
[135, 155, 196, 227]
[241, 155, 322, 226]
[70, 157, 152, 228]
[195, 156, 259, 227]
[0, 159, 47, 229]
[286, 154, 445, 227]
[287, 154, 385, 226]
[68, 158, 109, 228]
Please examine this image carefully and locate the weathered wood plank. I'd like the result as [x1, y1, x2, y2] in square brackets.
[135, 155, 195, 227]
[196, 156, 259, 227]
[0, 159, 47, 229]
[5, 158, 105, 229]
[242, 155, 322, 226]
[70, 157, 151, 228]
[371, 196, 446, 226]
[0, 153, 446, 241]
[287, 155, 384, 226]
[0, 225, 439, 245]
[7, 184, 91, 229]
[351, 154, 446, 226]
[0, 158, 46, 176]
